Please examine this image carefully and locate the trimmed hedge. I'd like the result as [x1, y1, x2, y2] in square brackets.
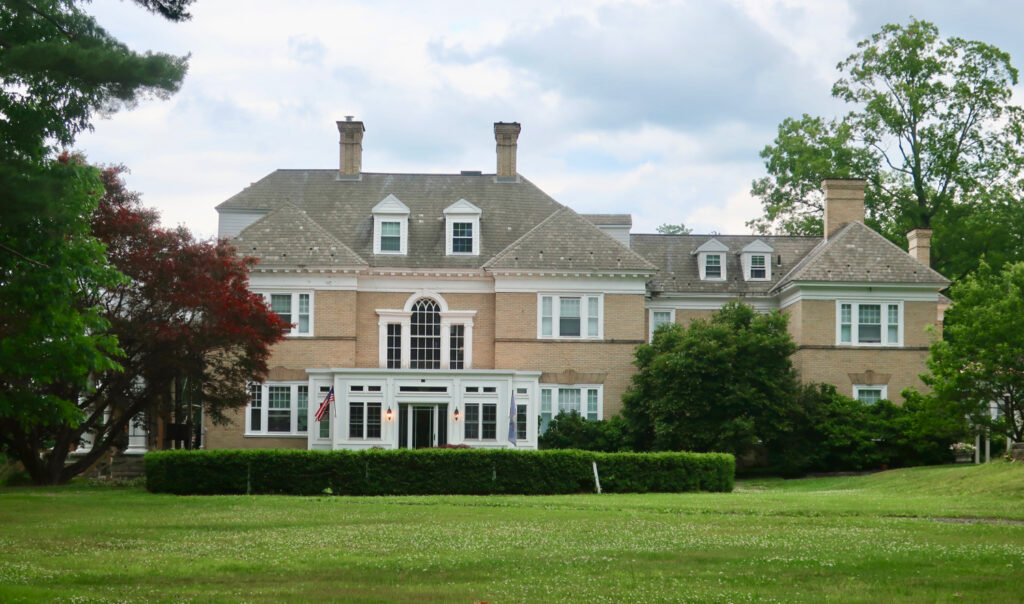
[145, 449, 734, 495]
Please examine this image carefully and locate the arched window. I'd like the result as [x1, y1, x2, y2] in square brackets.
[410, 299, 441, 369]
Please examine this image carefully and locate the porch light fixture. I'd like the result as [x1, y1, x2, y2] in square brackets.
[385, 406, 394, 422]
[453, 407, 460, 422]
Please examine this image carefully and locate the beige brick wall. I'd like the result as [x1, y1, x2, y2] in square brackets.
[205, 406, 308, 450]
[793, 347, 930, 404]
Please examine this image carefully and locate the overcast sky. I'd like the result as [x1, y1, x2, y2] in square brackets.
[76, 0, 1024, 239]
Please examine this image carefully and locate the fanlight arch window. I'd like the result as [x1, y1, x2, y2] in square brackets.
[410, 299, 441, 369]
[376, 292, 476, 370]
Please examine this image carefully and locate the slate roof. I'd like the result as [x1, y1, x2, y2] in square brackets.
[581, 214, 632, 226]
[220, 170, 593, 270]
[485, 208, 656, 272]
[231, 203, 366, 269]
[773, 222, 950, 290]
[630, 234, 820, 294]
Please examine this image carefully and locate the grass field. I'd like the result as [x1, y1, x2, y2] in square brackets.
[1, 462, 1023, 603]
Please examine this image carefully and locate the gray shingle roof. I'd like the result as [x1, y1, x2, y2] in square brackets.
[773, 221, 950, 290]
[219, 170, 649, 272]
[485, 208, 656, 272]
[630, 234, 821, 294]
[232, 203, 366, 268]
[581, 214, 632, 226]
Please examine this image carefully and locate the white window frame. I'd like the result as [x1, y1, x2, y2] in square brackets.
[853, 384, 888, 404]
[313, 384, 332, 441]
[245, 382, 309, 436]
[261, 292, 313, 337]
[444, 198, 482, 256]
[347, 400, 384, 440]
[538, 385, 603, 433]
[463, 400, 499, 441]
[836, 300, 903, 346]
[376, 291, 475, 369]
[537, 294, 603, 340]
[649, 309, 675, 342]
[372, 194, 410, 255]
[744, 254, 770, 281]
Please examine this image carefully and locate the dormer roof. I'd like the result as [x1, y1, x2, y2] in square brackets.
[740, 239, 774, 254]
[443, 198, 482, 215]
[372, 194, 410, 214]
[692, 238, 729, 254]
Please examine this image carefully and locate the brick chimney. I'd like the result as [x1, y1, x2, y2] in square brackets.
[907, 228, 933, 266]
[822, 178, 866, 238]
[494, 122, 521, 181]
[337, 116, 364, 178]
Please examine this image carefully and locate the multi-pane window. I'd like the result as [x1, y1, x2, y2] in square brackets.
[450, 325, 465, 370]
[380, 221, 401, 252]
[267, 386, 291, 432]
[247, 383, 309, 435]
[516, 403, 527, 440]
[452, 222, 474, 253]
[539, 295, 601, 338]
[265, 292, 311, 336]
[539, 386, 602, 433]
[839, 302, 901, 346]
[854, 385, 886, 405]
[410, 299, 441, 369]
[296, 386, 308, 432]
[464, 402, 497, 440]
[704, 254, 722, 279]
[749, 255, 767, 279]
[386, 324, 402, 369]
[349, 402, 382, 439]
[248, 383, 262, 432]
[650, 310, 673, 341]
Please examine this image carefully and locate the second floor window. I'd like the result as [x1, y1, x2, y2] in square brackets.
[265, 292, 311, 336]
[539, 294, 601, 339]
[838, 302, 902, 346]
[410, 299, 441, 369]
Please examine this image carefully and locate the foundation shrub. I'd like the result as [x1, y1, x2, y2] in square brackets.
[145, 449, 734, 495]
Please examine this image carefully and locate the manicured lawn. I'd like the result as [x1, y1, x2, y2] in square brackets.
[2, 463, 1023, 603]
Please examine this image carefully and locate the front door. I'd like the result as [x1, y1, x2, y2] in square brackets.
[412, 406, 435, 448]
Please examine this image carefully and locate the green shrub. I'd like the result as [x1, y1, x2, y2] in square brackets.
[145, 449, 734, 495]
[538, 412, 630, 452]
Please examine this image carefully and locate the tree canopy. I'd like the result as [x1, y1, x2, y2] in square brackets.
[923, 261, 1024, 443]
[750, 19, 1024, 280]
[621, 302, 799, 456]
[1, 165, 286, 484]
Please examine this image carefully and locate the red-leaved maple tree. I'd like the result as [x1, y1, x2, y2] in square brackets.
[8, 163, 286, 484]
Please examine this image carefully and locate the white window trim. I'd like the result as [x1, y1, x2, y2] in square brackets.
[836, 300, 904, 347]
[374, 216, 408, 255]
[853, 384, 888, 404]
[463, 398, 500, 442]
[245, 382, 309, 437]
[376, 291, 476, 369]
[539, 384, 604, 433]
[260, 291, 314, 337]
[345, 399, 385, 441]
[444, 198, 482, 256]
[649, 308, 675, 342]
[537, 293, 604, 340]
[742, 253, 771, 281]
[698, 252, 726, 281]
[312, 384, 332, 442]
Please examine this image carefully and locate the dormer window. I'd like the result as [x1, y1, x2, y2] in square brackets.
[740, 239, 774, 281]
[694, 238, 729, 281]
[444, 198, 481, 256]
[372, 194, 409, 255]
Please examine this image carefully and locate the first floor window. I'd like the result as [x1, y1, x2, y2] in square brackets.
[539, 294, 601, 338]
[516, 403, 527, 440]
[539, 386, 602, 433]
[464, 402, 497, 440]
[247, 383, 308, 435]
[349, 402, 382, 439]
[854, 385, 887, 405]
[317, 386, 331, 439]
[839, 302, 901, 346]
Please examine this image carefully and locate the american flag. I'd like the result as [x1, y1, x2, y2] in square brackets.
[314, 387, 334, 422]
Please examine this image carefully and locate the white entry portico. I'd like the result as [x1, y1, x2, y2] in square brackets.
[305, 369, 541, 451]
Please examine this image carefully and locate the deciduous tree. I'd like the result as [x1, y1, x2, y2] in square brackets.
[750, 19, 1024, 280]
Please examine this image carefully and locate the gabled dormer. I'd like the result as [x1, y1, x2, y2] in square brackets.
[443, 198, 482, 256]
[740, 239, 773, 281]
[372, 194, 409, 255]
[693, 238, 729, 281]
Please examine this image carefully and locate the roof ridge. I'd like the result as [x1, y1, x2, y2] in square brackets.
[483, 207, 567, 268]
